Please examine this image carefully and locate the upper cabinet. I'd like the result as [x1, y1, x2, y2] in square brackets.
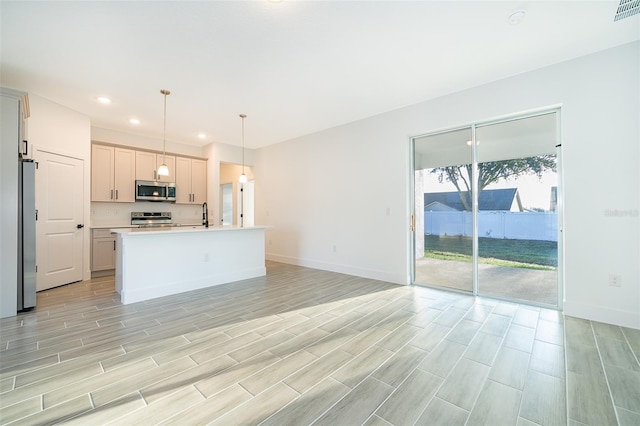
[135, 151, 175, 182]
[176, 157, 207, 204]
[91, 145, 135, 202]
[91, 142, 206, 204]
[191, 159, 207, 204]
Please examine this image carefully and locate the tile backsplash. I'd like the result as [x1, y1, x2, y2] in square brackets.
[91, 202, 204, 226]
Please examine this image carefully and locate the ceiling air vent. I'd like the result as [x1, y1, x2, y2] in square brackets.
[614, 0, 640, 21]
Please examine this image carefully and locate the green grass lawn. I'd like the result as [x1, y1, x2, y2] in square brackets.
[424, 235, 557, 270]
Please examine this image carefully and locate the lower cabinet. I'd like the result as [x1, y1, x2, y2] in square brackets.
[92, 229, 116, 275]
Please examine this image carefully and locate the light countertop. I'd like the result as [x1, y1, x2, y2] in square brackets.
[111, 225, 267, 236]
[91, 225, 137, 229]
[91, 223, 202, 229]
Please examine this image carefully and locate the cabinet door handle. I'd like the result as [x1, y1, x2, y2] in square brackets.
[111, 189, 114, 200]
[115, 189, 118, 200]
[113, 240, 116, 250]
[192, 194, 195, 203]
[154, 170, 157, 180]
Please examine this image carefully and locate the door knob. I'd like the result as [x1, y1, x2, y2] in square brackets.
[77, 224, 84, 229]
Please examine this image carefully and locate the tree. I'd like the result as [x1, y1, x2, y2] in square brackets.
[430, 155, 556, 211]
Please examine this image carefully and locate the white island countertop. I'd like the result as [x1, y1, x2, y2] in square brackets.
[111, 225, 267, 235]
[113, 225, 267, 304]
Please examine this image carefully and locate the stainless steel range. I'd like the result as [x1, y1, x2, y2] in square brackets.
[131, 212, 172, 228]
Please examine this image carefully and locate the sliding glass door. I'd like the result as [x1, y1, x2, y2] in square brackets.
[412, 110, 561, 307]
[414, 127, 474, 293]
[475, 113, 559, 305]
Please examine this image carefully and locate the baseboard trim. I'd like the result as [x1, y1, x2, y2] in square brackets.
[564, 301, 640, 329]
[266, 253, 407, 286]
[91, 269, 115, 279]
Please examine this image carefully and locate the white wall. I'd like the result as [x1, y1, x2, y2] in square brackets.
[28, 95, 92, 281]
[255, 42, 640, 329]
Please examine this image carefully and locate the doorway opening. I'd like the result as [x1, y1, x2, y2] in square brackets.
[412, 110, 562, 308]
[219, 162, 254, 227]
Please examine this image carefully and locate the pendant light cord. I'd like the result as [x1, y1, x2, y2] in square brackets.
[163, 92, 166, 162]
[161, 89, 170, 163]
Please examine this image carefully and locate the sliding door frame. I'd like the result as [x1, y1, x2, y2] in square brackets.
[410, 106, 564, 309]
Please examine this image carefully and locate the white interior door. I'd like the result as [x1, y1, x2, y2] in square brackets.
[36, 151, 84, 291]
[221, 183, 233, 225]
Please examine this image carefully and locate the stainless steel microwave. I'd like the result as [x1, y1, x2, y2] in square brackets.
[135, 180, 176, 202]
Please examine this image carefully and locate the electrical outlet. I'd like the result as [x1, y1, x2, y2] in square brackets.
[333, 245, 337, 253]
[608, 274, 622, 287]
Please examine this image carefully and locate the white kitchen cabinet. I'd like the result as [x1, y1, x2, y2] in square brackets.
[91, 229, 116, 272]
[91, 144, 136, 202]
[191, 159, 207, 203]
[135, 151, 175, 182]
[175, 157, 207, 204]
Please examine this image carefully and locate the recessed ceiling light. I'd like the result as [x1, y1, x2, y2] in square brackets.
[197, 133, 207, 139]
[129, 118, 141, 125]
[96, 96, 111, 104]
[508, 10, 526, 25]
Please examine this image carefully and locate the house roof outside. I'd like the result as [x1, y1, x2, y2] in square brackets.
[424, 188, 521, 211]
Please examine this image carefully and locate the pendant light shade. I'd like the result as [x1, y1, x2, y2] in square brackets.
[157, 163, 169, 176]
[157, 89, 171, 177]
[239, 114, 247, 183]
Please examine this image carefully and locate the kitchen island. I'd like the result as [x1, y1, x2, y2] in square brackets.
[111, 226, 266, 304]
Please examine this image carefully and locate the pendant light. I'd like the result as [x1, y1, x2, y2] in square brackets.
[239, 113, 248, 183]
[157, 89, 171, 177]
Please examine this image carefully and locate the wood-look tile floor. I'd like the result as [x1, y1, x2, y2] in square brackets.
[1, 261, 639, 425]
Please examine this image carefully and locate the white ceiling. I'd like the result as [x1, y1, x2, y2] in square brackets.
[1, 1, 638, 149]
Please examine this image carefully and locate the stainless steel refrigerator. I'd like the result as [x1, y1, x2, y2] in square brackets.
[18, 159, 36, 311]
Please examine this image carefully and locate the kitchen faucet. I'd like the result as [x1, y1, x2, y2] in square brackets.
[202, 202, 209, 228]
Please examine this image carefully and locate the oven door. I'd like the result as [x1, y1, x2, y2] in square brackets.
[136, 180, 176, 202]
